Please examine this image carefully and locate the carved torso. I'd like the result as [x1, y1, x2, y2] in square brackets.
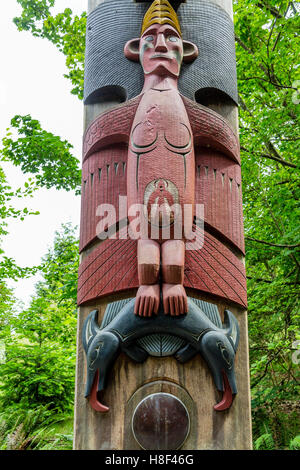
[127, 88, 195, 239]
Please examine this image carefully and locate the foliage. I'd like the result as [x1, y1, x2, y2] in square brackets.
[233, 0, 300, 449]
[0, 162, 40, 295]
[0, 115, 77, 330]
[0, 2, 81, 450]
[0, 167, 36, 232]
[1, 115, 81, 194]
[38, 221, 79, 304]
[254, 423, 275, 450]
[289, 434, 300, 450]
[0, 224, 78, 414]
[0, 405, 73, 450]
[14, 1, 86, 99]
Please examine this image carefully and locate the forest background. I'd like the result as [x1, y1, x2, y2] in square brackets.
[0, 0, 299, 450]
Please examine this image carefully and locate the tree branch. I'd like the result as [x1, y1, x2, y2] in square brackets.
[257, 2, 283, 19]
[247, 276, 273, 283]
[238, 95, 297, 167]
[260, 152, 297, 169]
[252, 350, 282, 388]
[246, 236, 300, 249]
[239, 76, 296, 90]
[247, 276, 300, 285]
[275, 180, 298, 185]
[240, 146, 297, 169]
[235, 34, 270, 77]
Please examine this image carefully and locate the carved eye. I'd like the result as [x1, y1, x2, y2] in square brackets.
[145, 35, 154, 42]
[168, 36, 178, 42]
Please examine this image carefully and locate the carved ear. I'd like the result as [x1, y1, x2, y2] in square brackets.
[124, 38, 140, 62]
[183, 40, 198, 63]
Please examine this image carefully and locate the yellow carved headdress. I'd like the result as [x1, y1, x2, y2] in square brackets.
[141, 0, 182, 37]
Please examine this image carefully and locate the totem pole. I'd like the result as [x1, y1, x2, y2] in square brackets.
[74, 0, 252, 450]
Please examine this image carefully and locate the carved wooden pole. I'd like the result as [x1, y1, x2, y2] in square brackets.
[74, 0, 252, 450]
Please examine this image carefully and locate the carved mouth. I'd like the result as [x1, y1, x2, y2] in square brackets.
[151, 54, 172, 59]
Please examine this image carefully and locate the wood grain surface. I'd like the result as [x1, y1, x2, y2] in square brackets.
[74, 290, 252, 450]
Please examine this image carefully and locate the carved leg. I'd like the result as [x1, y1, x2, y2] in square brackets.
[134, 239, 160, 317]
[162, 240, 188, 316]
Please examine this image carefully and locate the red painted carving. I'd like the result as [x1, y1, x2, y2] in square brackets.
[80, 0, 246, 415]
[195, 150, 245, 254]
[127, 89, 195, 240]
[124, 23, 199, 316]
[77, 226, 247, 309]
[79, 101, 244, 255]
[83, 97, 140, 162]
[182, 96, 240, 164]
[135, 240, 160, 316]
[78, 18, 247, 314]
[79, 144, 128, 252]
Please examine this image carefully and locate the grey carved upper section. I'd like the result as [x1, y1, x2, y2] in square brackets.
[178, 1, 237, 103]
[84, 0, 145, 104]
[84, 0, 238, 105]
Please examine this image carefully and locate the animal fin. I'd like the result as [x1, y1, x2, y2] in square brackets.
[223, 309, 240, 352]
[101, 299, 133, 328]
[82, 310, 101, 353]
[190, 298, 222, 328]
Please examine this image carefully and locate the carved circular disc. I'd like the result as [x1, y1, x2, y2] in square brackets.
[132, 393, 190, 450]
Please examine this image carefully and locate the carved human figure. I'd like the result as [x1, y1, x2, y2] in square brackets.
[124, 0, 198, 317]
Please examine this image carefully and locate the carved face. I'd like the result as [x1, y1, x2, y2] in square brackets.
[140, 24, 183, 77]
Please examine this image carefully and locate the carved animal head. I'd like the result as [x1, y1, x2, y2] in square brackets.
[200, 329, 238, 411]
[85, 332, 120, 395]
[83, 311, 120, 411]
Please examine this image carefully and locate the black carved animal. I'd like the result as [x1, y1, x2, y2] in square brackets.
[82, 298, 239, 412]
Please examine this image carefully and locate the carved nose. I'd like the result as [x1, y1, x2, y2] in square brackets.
[155, 34, 168, 52]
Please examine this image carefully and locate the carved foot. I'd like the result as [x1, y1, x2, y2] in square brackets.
[162, 283, 188, 316]
[134, 284, 160, 317]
